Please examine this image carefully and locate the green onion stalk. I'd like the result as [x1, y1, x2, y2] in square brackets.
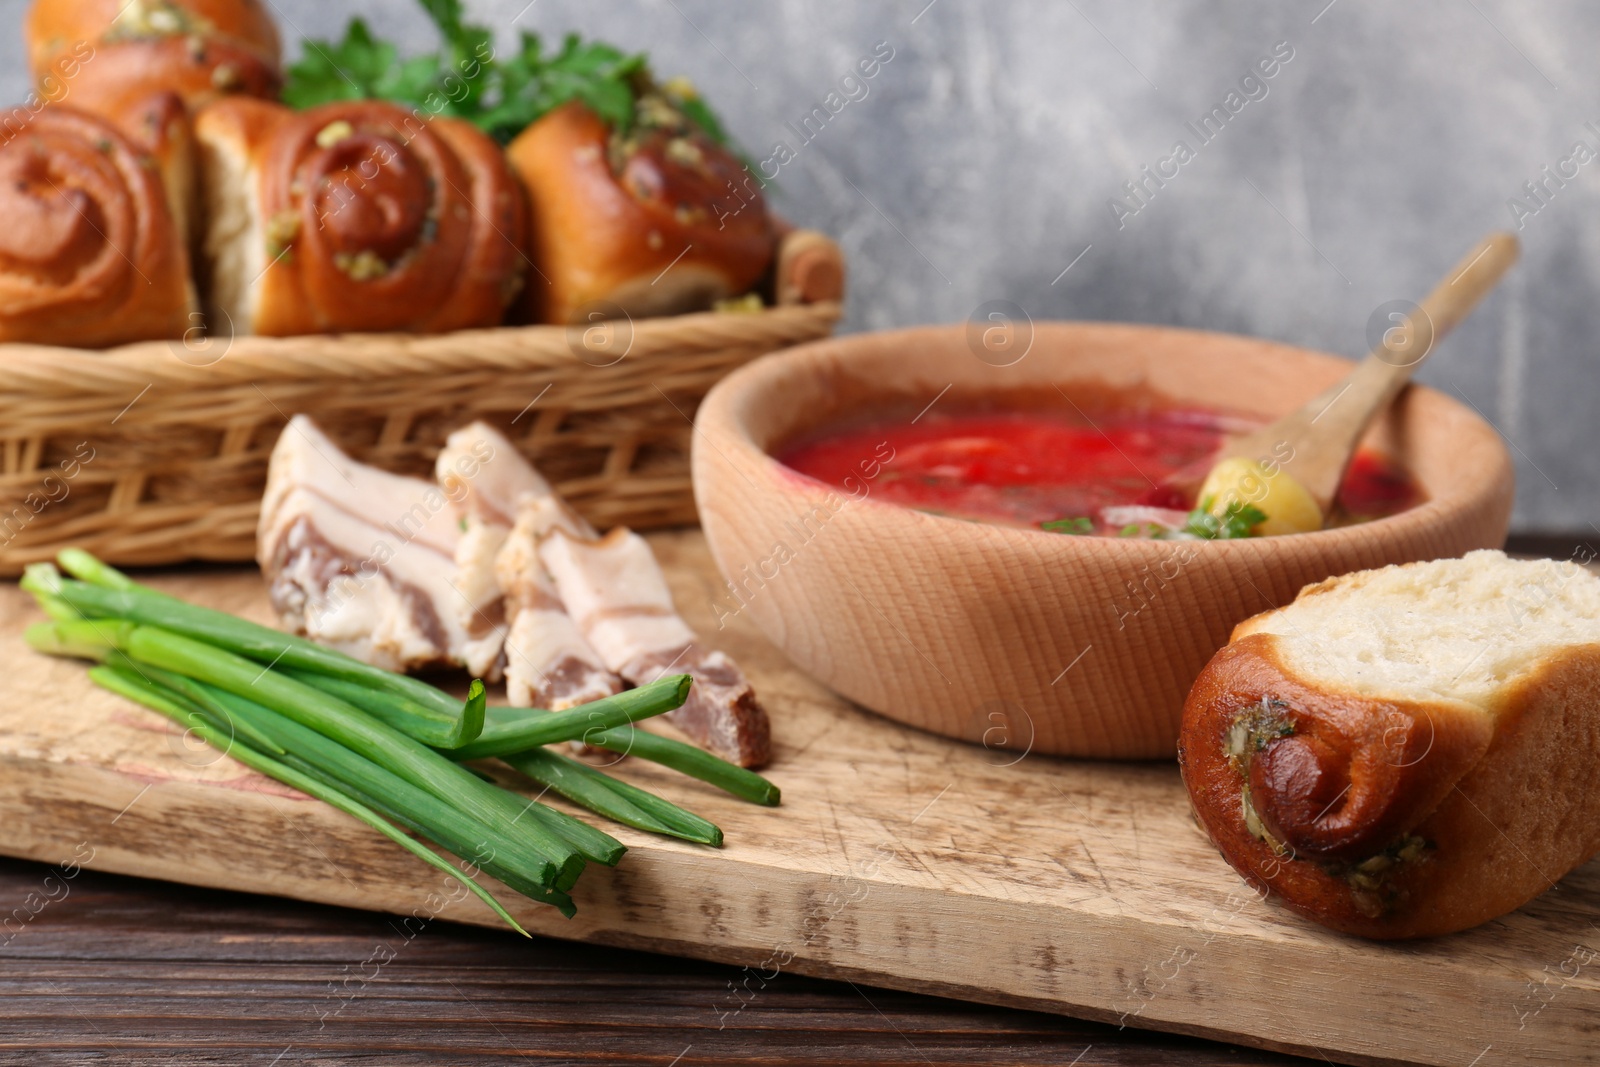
[21, 550, 782, 932]
[88, 663, 537, 931]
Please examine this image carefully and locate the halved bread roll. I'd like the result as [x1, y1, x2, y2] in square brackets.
[116, 91, 199, 251]
[1180, 549, 1600, 938]
[194, 98, 528, 337]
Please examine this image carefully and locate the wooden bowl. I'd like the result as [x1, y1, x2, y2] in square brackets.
[692, 322, 1514, 759]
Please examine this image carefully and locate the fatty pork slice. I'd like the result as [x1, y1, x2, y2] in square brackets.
[434, 421, 590, 638]
[257, 415, 501, 675]
[434, 420, 559, 682]
[434, 422, 622, 710]
[539, 527, 773, 768]
[495, 496, 625, 711]
[435, 421, 594, 534]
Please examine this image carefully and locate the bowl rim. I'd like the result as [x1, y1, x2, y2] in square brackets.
[695, 319, 1515, 559]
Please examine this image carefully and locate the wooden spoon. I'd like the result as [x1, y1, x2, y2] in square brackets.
[1189, 231, 1520, 532]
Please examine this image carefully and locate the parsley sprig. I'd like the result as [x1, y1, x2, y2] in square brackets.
[1181, 497, 1267, 540]
[282, 19, 450, 112]
[282, 0, 734, 147]
[1040, 516, 1094, 536]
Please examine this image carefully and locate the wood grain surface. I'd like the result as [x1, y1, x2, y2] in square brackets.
[0, 856, 1321, 1065]
[0, 532, 1594, 1067]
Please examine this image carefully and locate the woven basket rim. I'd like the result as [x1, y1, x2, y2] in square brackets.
[0, 227, 847, 393]
[0, 228, 847, 573]
[0, 301, 843, 394]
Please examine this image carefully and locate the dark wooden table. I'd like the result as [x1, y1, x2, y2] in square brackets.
[0, 857, 1316, 1065]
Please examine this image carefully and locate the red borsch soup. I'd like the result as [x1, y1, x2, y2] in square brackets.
[777, 403, 1423, 538]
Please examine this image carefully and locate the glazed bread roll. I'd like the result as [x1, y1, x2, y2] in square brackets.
[0, 104, 196, 347]
[1180, 550, 1600, 939]
[194, 98, 528, 337]
[117, 91, 199, 249]
[27, 0, 281, 123]
[507, 99, 776, 325]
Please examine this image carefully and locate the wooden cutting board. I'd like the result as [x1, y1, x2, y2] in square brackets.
[0, 531, 1594, 1067]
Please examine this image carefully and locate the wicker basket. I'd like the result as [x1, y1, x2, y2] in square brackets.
[0, 230, 844, 575]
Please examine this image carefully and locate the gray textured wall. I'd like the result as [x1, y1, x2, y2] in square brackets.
[5, 0, 1597, 532]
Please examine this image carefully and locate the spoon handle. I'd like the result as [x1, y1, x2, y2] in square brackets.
[1231, 231, 1520, 514]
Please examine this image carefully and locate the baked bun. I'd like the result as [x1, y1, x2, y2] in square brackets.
[507, 99, 775, 325]
[1180, 549, 1600, 938]
[27, 0, 281, 123]
[194, 98, 528, 337]
[0, 104, 196, 347]
[115, 90, 199, 249]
